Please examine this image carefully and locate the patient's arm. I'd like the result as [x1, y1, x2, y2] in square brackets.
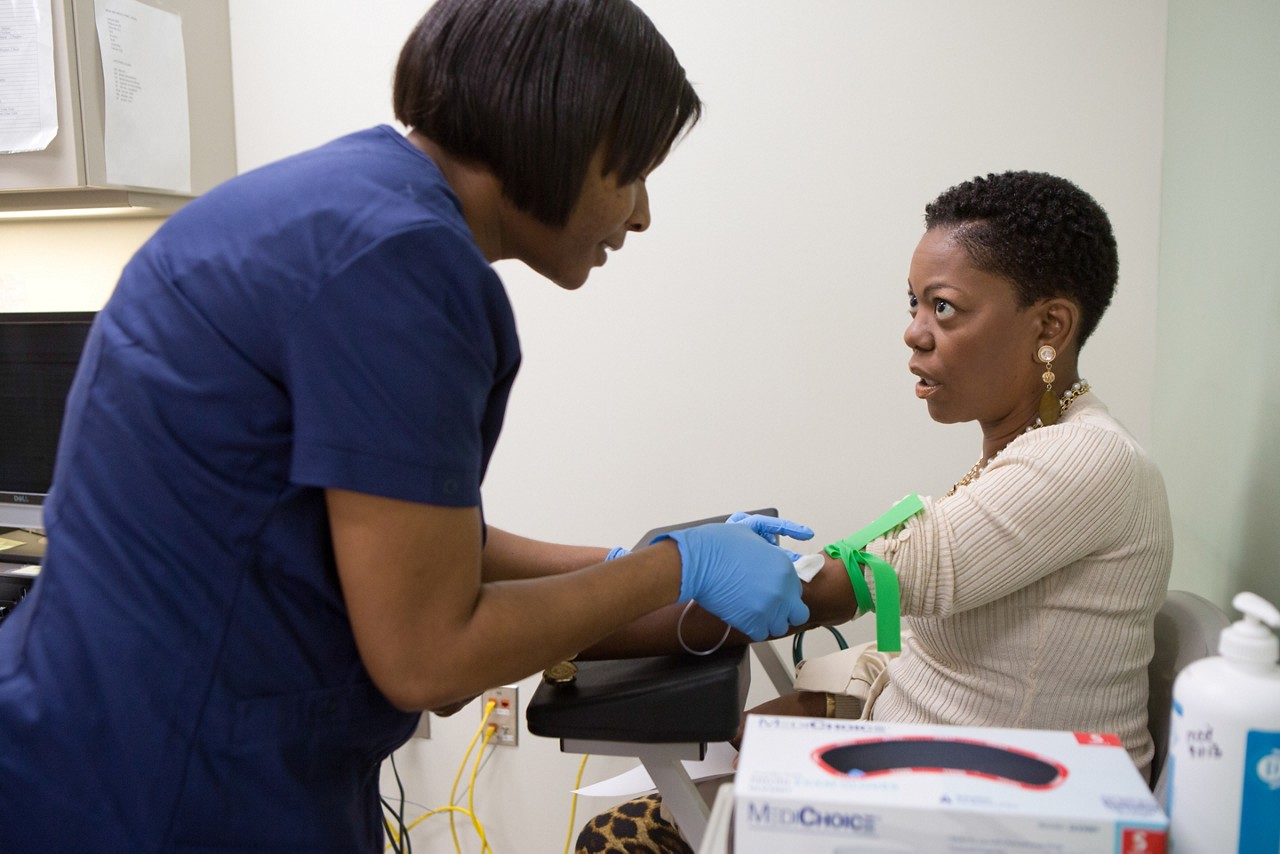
[581, 552, 858, 659]
[477, 526, 858, 659]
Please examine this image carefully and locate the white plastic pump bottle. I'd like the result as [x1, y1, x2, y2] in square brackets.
[1167, 591, 1280, 852]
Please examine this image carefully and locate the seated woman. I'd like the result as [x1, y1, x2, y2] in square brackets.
[575, 170, 1173, 854]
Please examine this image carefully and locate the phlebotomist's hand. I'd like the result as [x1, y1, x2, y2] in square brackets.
[652, 522, 810, 641]
[725, 512, 814, 560]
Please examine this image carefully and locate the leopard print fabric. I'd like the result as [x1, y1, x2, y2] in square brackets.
[574, 793, 693, 854]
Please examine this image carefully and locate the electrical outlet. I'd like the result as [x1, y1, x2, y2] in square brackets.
[412, 712, 430, 739]
[481, 685, 518, 747]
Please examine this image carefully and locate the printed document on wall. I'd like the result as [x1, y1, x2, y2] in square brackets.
[0, 0, 59, 153]
[94, 0, 190, 193]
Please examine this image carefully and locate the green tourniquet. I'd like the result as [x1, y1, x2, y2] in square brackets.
[823, 494, 925, 653]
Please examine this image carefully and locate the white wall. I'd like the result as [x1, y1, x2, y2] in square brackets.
[1154, 0, 1280, 610]
[0, 218, 158, 310]
[0, 1, 1170, 851]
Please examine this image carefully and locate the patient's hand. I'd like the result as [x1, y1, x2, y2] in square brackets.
[732, 690, 829, 749]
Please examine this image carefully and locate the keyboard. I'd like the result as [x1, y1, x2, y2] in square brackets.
[0, 564, 37, 627]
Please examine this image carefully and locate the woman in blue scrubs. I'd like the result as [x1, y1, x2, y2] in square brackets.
[0, 1, 808, 849]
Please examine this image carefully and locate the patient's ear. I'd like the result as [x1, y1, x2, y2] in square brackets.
[1035, 298, 1080, 352]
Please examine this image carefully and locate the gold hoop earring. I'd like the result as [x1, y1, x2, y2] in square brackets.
[1037, 344, 1058, 425]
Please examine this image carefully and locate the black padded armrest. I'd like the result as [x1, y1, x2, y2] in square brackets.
[525, 509, 776, 746]
[526, 646, 750, 744]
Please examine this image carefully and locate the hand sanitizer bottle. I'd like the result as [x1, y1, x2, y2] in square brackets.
[1167, 592, 1280, 852]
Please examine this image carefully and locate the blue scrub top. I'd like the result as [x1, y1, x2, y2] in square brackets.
[0, 127, 521, 851]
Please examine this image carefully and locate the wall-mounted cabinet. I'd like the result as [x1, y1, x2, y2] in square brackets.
[0, 0, 236, 218]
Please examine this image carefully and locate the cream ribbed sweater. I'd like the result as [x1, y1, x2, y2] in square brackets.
[860, 394, 1173, 775]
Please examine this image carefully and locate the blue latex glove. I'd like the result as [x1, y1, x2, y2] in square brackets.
[604, 546, 630, 561]
[652, 522, 809, 641]
[726, 512, 814, 561]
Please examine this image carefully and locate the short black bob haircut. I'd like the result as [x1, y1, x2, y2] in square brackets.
[924, 171, 1118, 348]
[394, 0, 702, 228]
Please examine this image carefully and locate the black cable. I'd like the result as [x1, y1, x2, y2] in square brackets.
[388, 753, 411, 854]
[380, 800, 402, 854]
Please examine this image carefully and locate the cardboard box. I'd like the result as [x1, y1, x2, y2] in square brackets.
[734, 716, 1167, 853]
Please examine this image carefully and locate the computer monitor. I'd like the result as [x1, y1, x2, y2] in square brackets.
[0, 311, 96, 538]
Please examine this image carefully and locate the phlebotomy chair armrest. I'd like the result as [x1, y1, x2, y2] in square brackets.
[524, 508, 781, 850]
[526, 646, 750, 850]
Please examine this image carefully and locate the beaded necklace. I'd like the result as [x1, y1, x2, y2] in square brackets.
[944, 380, 1091, 498]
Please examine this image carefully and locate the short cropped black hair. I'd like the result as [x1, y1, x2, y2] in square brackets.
[924, 171, 1118, 347]
[394, 0, 702, 227]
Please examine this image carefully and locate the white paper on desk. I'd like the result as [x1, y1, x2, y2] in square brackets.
[0, 0, 59, 153]
[572, 741, 738, 797]
[95, 0, 190, 193]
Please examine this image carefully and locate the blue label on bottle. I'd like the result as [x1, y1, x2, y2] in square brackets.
[1240, 729, 1280, 852]
[1166, 699, 1182, 817]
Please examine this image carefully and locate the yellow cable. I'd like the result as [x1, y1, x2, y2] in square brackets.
[450, 699, 497, 853]
[402, 806, 479, 835]
[563, 754, 590, 854]
[467, 725, 496, 852]
[381, 699, 501, 853]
